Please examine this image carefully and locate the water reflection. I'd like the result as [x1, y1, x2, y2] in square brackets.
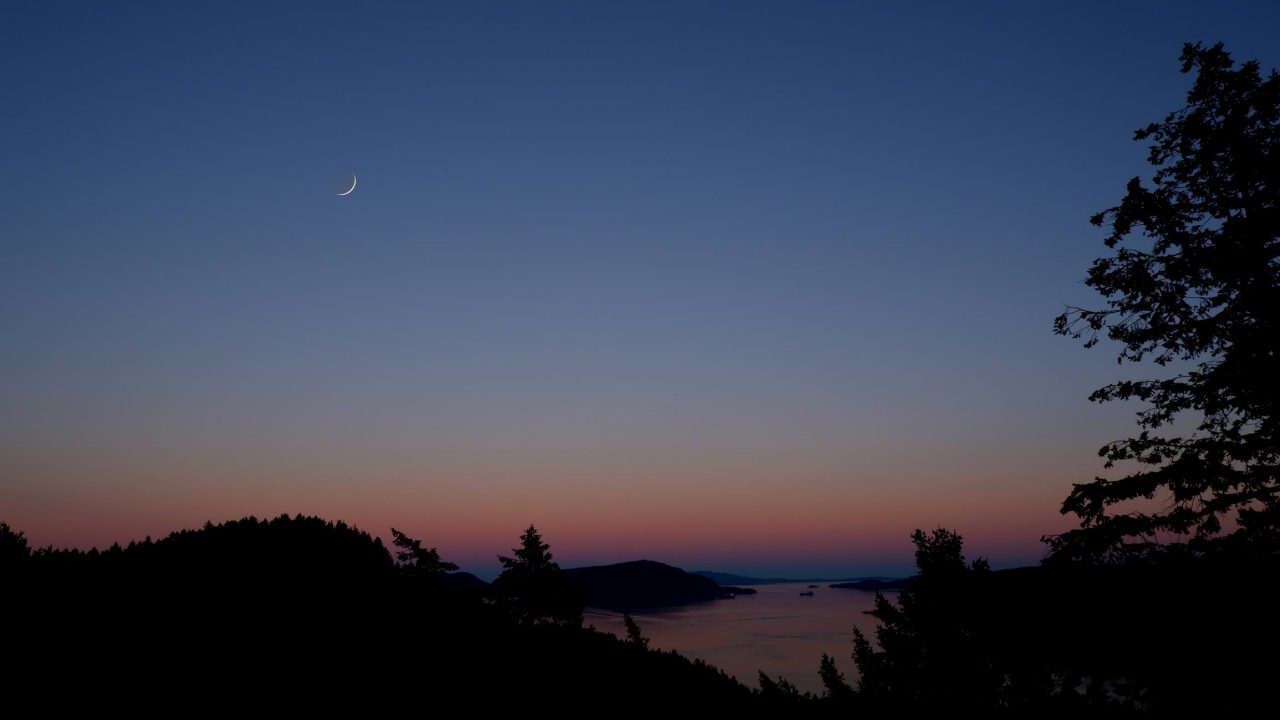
[584, 582, 889, 695]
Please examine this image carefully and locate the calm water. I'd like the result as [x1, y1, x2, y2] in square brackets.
[584, 583, 888, 696]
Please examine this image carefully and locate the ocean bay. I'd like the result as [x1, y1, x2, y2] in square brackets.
[586, 583, 887, 696]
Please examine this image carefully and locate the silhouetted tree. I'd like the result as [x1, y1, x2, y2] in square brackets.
[1052, 42, 1280, 562]
[622, 612, 649, 649]
[817, 652, 853, 701]
[909, 527, 965, 576]
[491, 524, 583, 626]
[756, 671, 808, 704]
[0, 521, 31, 569]
[851, 528, 1007, 710]
[497, 523, 555, 577]
[389, 527, 458, 579]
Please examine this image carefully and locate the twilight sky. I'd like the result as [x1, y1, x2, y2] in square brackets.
[3, 1, 1277, 578]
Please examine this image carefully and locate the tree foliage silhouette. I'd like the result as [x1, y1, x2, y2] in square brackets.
[0, 521, 31, 569]
[622, 612, 649, 649]
[492, 524, 583, 626]
[756, 671, 807, 704]
[851, 528, 1003, 709]
[389, 527, 458, 579]
[817, 652, 853, 701]
[1052, 42, 1280, 561]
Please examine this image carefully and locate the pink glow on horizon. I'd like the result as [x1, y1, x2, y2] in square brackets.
[5, 460, 1079, 576]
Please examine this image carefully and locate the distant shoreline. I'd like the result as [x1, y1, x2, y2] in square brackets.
[827, 578, 910, 591]
[695, 570, 906, 587]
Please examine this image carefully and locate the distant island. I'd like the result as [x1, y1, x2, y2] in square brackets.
[828, 578, 910, 591]
[695, 570, 905, 586]
[565, 559, 755, 610]
[454, 562, 768, 607]
[443, 570, 489, 591]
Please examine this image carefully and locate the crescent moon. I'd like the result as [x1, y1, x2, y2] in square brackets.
[337, 173, 357, 196]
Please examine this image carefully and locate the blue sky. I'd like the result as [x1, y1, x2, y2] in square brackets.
[3, 2, 1277, 576]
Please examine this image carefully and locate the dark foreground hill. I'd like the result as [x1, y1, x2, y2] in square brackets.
[10, 514, 1275, 714]
[1, 515, 761, 712]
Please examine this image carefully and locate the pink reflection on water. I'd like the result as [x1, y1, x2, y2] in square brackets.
[584, 582, 891, 696]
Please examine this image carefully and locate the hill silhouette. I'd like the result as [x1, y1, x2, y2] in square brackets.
[1, 515, 760, 712]
[444, 569, 489, 590]
[565, 559, 726, 609]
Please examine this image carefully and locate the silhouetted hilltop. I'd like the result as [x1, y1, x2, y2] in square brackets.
[14, 513, 398, 602]
[444, 570, 489, 590]
[2, 516, 760, 712]
[565, 559, 725, 610]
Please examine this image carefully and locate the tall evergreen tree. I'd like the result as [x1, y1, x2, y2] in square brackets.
[492, 524, 583, 626]
[1052, 43, 1280, 561]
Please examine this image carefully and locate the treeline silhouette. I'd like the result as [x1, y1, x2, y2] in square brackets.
[5, 515, 1277, 712]
[816, 529, 1280, 715]
[1, 516, 752, 712]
